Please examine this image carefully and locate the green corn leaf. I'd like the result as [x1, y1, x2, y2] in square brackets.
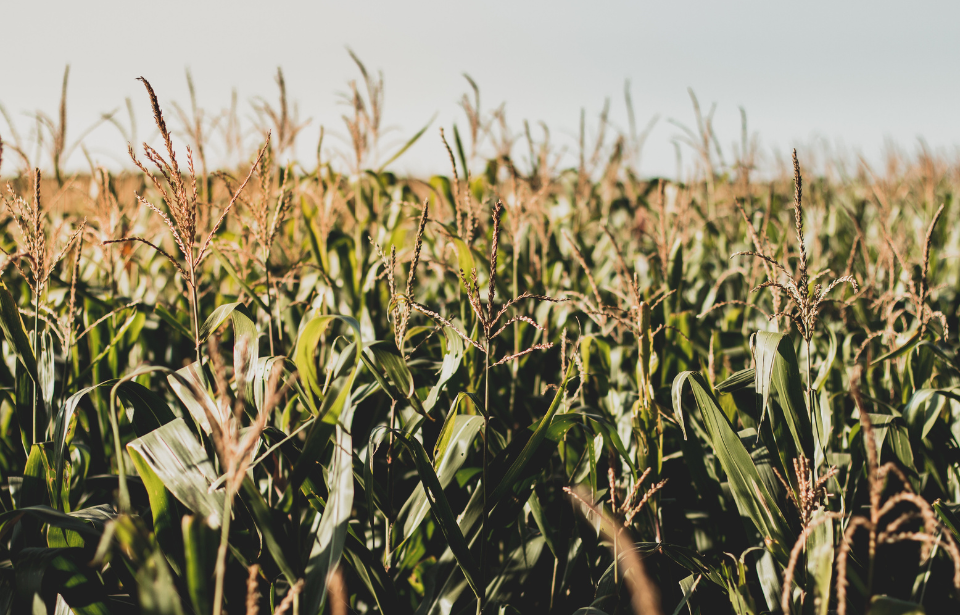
[377, 113, 436, 174]
[488, 361, 575, 507]
[126, 418, 225, 526]
[303, 404, 356, 613]
[812, 327, 838, 392]
[240, 477, 298, 585]
[127, 441, 184, 575]
[390, 428, 482, 600]
[342, 531, 407, 615]
[452, 237, 475, 277]
[116, 380, 178, 437]
[715, 368, 756, 394]
[293, 314, 362, 420]
[902, 389, 948, 440]
[673, 371, 794, 565]
[286, 314, 362, 508]
[53, 384, 105, 510]
[181, 515, 216, 615]
[752, 331, 810, 458]
[153, 304, 194, 340]
[136, 549, 186, 615]
[212, 246, 270, 313]
[396, 413, 483, 546]
[14, 363, 40, 455]
[14, 547, 110, 615]
[933, 501, 960, 543]
[672, 574, 701, 615]
[871, 329, 922, 366]
[368, 344, 414, 397]
[424, 326, 465, 413]
[167, 362, 218, 434]
[0, 505, 108, 544]
[69, 311, 138, 388]
[486, 536, 545, 602]
[0, 280, 39, 384]
[197, 301, 243, 343]
[525, 489, 557, 558]
[806, 511, 835, 615]
[37, 330, 55, 422]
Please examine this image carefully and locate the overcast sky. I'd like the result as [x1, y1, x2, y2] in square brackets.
[1, 0, 958, 179]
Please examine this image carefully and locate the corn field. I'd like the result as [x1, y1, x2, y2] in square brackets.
[1, 63, 959, 615]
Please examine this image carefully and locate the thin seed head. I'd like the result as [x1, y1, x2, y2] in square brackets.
[488, 200, 502, 317]
[406, 199, 428, 298]
[33, 170, 46, 286]
[792, 149, 808, 286]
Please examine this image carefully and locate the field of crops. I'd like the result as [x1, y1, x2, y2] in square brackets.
[1, 64, 959, 615]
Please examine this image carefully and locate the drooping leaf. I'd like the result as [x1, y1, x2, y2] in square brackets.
[116, 380, 178, 437]
[752, 331, 810, 458]
[52, 384, 104, 509]
[390, 428, 483, 600]
[303, 404, 356, 613]
[293, 313, 362, 422]
[212, 246, 270, 313]
[368, 344, 414, 397]
[396, 413, 482, 545]
[197, 301, 243, 344]
[126, 418, 225, 526]
[673, 371, 794, 565]
[423, 326, 465, 413]
[0, 280, 39, 384]
[286, 314, 363, 503]
[168, 362, 219, 434]
[0, 505, 108, 544]
[715, 368, 756, 394]
[377, 113, 436, 173]
[127, 441, 184, 575]
[871, 329, 922, 366]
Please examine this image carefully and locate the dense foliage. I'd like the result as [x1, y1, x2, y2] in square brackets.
[1, 66, 960, 614]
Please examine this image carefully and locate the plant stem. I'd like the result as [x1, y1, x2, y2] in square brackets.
[480, 336, 491, 613]
[107, 389, 130, 512]
[385, 398, 396, 568]
[806, 338, 818, 480]
[265, 263, 276, 356]
[58, 331, 71, 411]
[189, 273, 202, 365]
[509, 242, 519, 415]
[32, 290, 39, 444]
[273, 277, 284, 354]
[212, 489, 234, 615]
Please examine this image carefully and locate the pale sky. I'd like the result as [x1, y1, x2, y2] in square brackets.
[1, 0, 958, 179]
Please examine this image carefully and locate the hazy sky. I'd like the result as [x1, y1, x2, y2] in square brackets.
[1, 0, 958, 178]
